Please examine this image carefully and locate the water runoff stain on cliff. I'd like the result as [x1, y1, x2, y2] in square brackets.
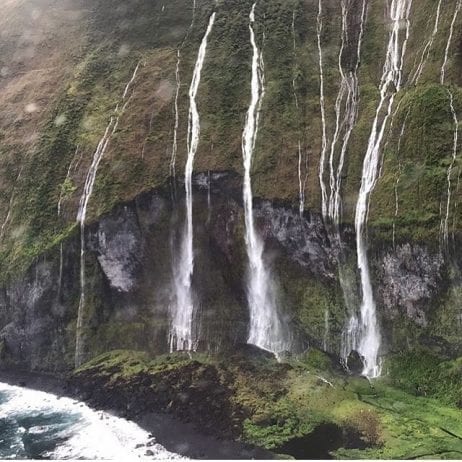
[74, 62, 140, 367]
[169, 12, 216, 352]
[243, 3, 291, 356]
[0, 382, 182, 460]
[352, 0, 412, 378]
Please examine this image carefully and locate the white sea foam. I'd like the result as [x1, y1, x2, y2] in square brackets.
[0, 382, 183, 460]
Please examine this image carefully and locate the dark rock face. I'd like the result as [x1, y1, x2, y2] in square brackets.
[376, 244, 444, 327]
[346, 351, 364, 376]
[0, 173, 460, 372]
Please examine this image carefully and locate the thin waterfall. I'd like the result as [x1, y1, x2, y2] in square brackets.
[327, 0, 367, 225]
[0, 166, 23, 242]
[292, 10, 307, 216]
[243, 3, 291, 355]
[442, 90, 459, 246]
[58, 146, 79, 217]
[74, 62, 140, 368]
[353, 0, 412, 378]
[441, 0, 462, 84]
[170, 0, 197, 188]
[440, 4, 461, 247]
[392, 112, 409, 249]
[169, 12, 216, 352]
[317, 0, 328, 218]
[317, 0, 367, 365]
[411, 0, 442, 84]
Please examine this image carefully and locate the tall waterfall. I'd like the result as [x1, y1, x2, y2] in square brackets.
[327, 0, 366, 225]
[170, 0, 197, 188]
[440, 1, 461, 247]
[442, 90, 459, 246]
[317, 0, 328, 218]
[317, 0, 367, 362]
[74, 62, 140, 367]
[353, 0, 412, 378]
[243, 3, 291, 356]
[292, 11, 308, 216]
[169, 12, 216, 352]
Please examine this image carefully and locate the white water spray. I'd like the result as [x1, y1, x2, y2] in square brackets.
[243, 3, 291, 355]
[169, 12, 216, 352]
[353, 0, 412, 378]
[74, 62, 140, 367]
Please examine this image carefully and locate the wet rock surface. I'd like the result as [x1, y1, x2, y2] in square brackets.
[0, 175, 460, 372]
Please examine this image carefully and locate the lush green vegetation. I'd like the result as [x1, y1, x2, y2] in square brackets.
[75, 349, 462, 459]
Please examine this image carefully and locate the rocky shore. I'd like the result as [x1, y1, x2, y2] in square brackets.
[0, 366, 273, 460]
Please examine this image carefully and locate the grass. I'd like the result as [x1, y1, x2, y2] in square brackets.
[74, 348, 462, 459]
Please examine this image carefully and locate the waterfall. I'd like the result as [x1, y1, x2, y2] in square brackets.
[441, 0, 462, 84]
[442, 90, 459, 246]
[411, 0, 442, 84]
[327, 0, 367, 225]
[297, 141, 307, 216]
[317, 0, 367, 365]
[243, 3, 291, 356]
[440, 6, 460, 247]
[170, 0, 197, 187]
[169, 12, 216, 352]
[0, 166, 23, 242]
[392, 112, 409, 249]
[353, 0, 412, 378]
[74, 62, 140, 367]
[292, 10, 307, 216]
[317, 0, 328, 218]
[58, 145, 79, 217]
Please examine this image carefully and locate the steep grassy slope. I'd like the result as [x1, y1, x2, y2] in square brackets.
[1, 0, 461, 280]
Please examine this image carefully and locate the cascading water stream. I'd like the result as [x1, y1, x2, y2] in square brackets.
[440, 1, 460, 247]
[442, 90, 459, 246]
[292, 10, 307, 216]
[317, 0, 367, 362]
[317, 0, 328, 219]
[169, 12, 216, 352]
[441, 0, 462, 84]
[74, 62, 140, 367]
[243, 3, 291, 356]
[353, 0, 412, 378]
[58, 146, 80, 217]
[170, 0, 197, 188]
[327, 0, 367, 225]
[392, 112, 409, 249]
[0, 166, 23, 242]
[411, 0, 442, 84]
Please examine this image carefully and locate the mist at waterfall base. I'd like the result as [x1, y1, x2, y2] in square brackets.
[0, 382, 181, 460]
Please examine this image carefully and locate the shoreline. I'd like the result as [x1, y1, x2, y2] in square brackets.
[0, 368, 274, 460]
